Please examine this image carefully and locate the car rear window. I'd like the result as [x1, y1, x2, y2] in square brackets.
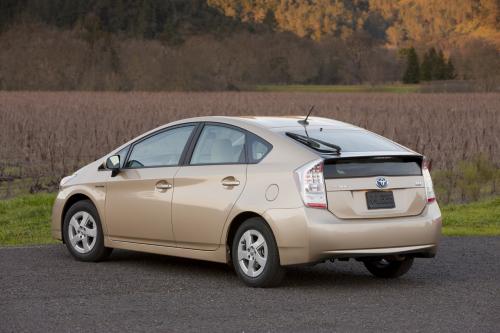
[286, 129, 404, 152]
[324, 157, 422, 179]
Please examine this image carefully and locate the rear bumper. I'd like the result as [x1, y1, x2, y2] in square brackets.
[264, 202, 442, 266]
[322, 244, 437, 259]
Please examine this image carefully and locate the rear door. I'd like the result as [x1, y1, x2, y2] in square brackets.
[324, 156, 427, 219]
[172, 123, 247, 250]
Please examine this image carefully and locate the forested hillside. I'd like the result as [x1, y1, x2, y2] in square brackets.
[0, 0, 498, 90]
[209, 0, 500, 46]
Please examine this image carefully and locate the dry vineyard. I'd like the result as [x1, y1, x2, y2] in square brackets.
[0, 92, 498, 202]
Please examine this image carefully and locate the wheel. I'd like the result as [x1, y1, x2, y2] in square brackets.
[363, 257, 414, 278]
[63, 200, 112, 262]
[231, 217, 285, 287]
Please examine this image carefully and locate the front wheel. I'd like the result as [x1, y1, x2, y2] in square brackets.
[232, 218, 285, 287]
[363, 257, 414, 278]
[63, 200, 112, 262]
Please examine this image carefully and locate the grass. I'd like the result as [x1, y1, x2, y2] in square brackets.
[0, 193, 57, 246]
[253, 84, 421, 93]
[0, 194, 498, 246]
[441, 197, 500, 236]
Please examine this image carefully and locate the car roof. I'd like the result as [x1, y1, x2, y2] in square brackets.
[109, 115, 416, 161]
[174, 116, 358, 130]
[169, 116, 416, 157]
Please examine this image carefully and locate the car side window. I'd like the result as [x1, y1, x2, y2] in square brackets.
[249, 136, 271, 163]
[125, 125, 195, 168]
[190, 125, 245, 165]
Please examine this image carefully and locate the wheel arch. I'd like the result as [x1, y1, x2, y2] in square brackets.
[60, 193, 95, 242]
[225, 211, 279, 262]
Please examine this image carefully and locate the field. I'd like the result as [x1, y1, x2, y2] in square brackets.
[0, 91, 499, 202]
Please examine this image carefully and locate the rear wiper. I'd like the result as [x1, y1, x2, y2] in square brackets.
[286, 132, 341, 155]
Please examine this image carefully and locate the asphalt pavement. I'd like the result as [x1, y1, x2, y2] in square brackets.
[1, 237, 499, 332]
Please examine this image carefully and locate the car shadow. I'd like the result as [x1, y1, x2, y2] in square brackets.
[106, 248, 234, 274]
[99, 249, 426, 289]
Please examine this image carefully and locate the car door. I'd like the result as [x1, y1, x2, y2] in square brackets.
[105, 124, 196, 246]
[172, 123, 247, 250]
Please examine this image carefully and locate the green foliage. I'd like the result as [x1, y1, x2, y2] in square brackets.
[420, 47, 436, 81]
[457, 156, 498, 201]
[445, 58, 456, 80]
[433, 155, 499, 204]
[0, 193, 57, 246]
[442, 197, 500, 236]
[402, 47, 420, 84]
[420, 47, 456, 81]
[434, 50, 447, 80]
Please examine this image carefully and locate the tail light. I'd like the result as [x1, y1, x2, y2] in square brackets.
[294, 159, 327, 209]
[422, 157, 436, 203]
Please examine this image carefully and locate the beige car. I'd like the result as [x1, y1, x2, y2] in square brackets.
[52, 116, 442, 287]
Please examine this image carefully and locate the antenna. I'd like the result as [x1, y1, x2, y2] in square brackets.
[298, 105, 314, 125]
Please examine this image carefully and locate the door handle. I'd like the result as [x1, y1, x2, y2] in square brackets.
[221, 177, 240, 187]
[155, 181, 172, 190]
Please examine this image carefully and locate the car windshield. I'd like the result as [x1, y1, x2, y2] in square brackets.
[285, 129, 404, 152]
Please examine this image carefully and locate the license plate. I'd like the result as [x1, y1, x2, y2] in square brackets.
[366, 191, 395, 209]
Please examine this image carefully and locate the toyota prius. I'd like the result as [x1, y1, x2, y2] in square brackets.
[52, 116, 442, 287]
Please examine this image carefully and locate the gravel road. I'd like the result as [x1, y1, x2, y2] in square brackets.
[1, 237, 499, 332]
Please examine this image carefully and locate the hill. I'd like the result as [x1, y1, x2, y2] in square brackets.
[209, 0, 500, 47]
[2, 0, 498, 46]
[0, 0, 498, 90]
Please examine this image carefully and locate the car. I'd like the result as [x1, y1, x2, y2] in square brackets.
[52, 116, 442, 287]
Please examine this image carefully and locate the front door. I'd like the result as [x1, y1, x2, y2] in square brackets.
[172, 124, 247, 250]
[105, 124, 196, 246]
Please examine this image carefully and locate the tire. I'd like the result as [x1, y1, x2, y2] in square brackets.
[231, 217, 285, 287]
[363, 257, 414, 278]
[63, 200, 112, 262]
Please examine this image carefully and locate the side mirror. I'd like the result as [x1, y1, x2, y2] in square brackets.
[106, 155, 121, 177]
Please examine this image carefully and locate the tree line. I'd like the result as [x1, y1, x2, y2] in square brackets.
[403, 47, 456, 84]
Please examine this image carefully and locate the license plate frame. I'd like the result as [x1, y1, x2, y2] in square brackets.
[366, 191, 395, 210]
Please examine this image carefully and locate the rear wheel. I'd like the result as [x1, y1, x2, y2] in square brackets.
[363, 257, 414, 278]
[232, 217, 285, 287]
[63, 200, 112, 262]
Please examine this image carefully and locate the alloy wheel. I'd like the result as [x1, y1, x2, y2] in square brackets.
[237, 229, 268, 278]
[68, 211, 97, 254]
